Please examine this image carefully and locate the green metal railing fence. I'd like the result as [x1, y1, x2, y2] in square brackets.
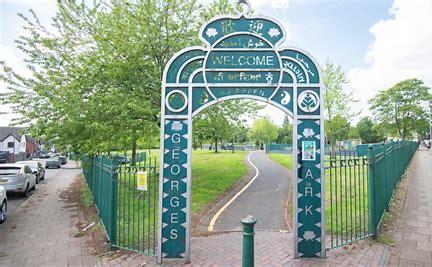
[367, 140, 417, 237]
[326, 149, 369, 248]
[115, 157, 158, 254]
[326, 140, 417, 249]
[81, 155, 118, 243]
[266, 143, 293, 154]
[81, 152, 158, 255]
[78, 140, 417, 255]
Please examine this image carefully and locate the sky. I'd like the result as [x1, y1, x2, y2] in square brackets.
[1, 0, 432, 126]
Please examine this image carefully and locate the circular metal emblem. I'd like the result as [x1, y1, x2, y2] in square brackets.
[166, 90, 188, 113]
[298, 90, 319, 113]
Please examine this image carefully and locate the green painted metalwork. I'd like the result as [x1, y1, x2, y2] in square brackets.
[241, 215, 257, 267]
[160, 9, 325, 262]
[81, 155, 118, 246]
[266, 143, 293, 154]
[326, 141, 417, 249]
[326, 148, 369, 248]
[367, 141, 417, 236]
[81, 153, 158, 255]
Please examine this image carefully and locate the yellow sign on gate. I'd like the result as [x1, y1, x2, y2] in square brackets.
[137, 171, 148, 191]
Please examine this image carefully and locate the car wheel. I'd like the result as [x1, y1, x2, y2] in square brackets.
[21, 184, 29, 198]
[36, 176, 40, 184]
[0, 200, 6, 224]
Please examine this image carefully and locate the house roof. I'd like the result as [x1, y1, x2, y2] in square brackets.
[0, 127, 23, 142]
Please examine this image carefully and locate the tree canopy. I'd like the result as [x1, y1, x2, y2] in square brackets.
[356, 117, 385, 144]
[0, 0, 253, 156]
[325, 114, 350, 145]
[370, 78, 431, 139]
[276, 115, 293, 144]
[193, 100, 262, 152]
[248, 117, 278, 146]
[322, 61, 357, 148]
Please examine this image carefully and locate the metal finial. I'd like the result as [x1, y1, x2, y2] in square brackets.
[235, 0, 251, 15]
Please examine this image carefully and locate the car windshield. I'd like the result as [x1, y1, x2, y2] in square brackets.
[0, 167, 21, 175]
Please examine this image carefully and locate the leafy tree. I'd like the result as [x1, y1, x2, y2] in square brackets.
[348, 126, 359, 139]
[0, 0, 229, 162]
[193, 100, 262, 152]
[248, 117, 278, 146]
[370, 78, 431, 139]
[356, 117, 384, 144]
[233, 125, 249, 144]
[323, 61, 358, 152]
[325, 115, 350, 145]
[276, 115, 293, 144]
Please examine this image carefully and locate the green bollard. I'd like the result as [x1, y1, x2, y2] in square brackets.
[241, 215, 257, 267]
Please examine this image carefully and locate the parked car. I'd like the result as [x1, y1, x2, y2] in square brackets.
[45, 158, 61, 169]
[0, 185, 6, 224]
[0, 151, 8, 164]
[0, 164, 37, 197]
[57, 156, 67, 165]
[16, 160, 45, 183]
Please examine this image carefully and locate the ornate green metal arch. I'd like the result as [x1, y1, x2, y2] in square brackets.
[158, 9, 325, 263]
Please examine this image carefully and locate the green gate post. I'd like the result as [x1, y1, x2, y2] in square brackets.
[367, 145, 377, 237]
[241, 215, 257, 267]
[109, 157, 119, 247]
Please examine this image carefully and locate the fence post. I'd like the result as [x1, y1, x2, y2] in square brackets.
[382, 142, 390, 211]
[241, 215, 257, 267]
[92, 155, 96, 198]
[109, 157, 119, 247]
[367, 145, 377, 237]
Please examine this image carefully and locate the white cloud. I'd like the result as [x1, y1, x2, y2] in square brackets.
[348, 0, 432, 118]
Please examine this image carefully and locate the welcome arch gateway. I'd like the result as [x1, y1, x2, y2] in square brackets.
[158, 12, 325, 263]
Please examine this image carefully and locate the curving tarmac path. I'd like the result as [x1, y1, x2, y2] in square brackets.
[211, 150, 292, 231]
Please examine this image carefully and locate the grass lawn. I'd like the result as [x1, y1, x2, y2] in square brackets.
[113, 149, 248, 252]
[267, 152, 369, 246]
[191, 150, 248, 212]
[267, 153, 294, 169]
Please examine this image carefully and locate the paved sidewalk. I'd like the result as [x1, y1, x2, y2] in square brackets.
[385, 150, 432, 266]
[149, 150, 432, 266]
[0, 163, 97, 267]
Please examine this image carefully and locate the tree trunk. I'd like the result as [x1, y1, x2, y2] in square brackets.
[214, 137, 218, 153]
[131, 137, 137, 165]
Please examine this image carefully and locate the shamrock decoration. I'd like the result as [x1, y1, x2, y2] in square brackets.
[303, 231, 316, 241]
[302, 128, 315, 138]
